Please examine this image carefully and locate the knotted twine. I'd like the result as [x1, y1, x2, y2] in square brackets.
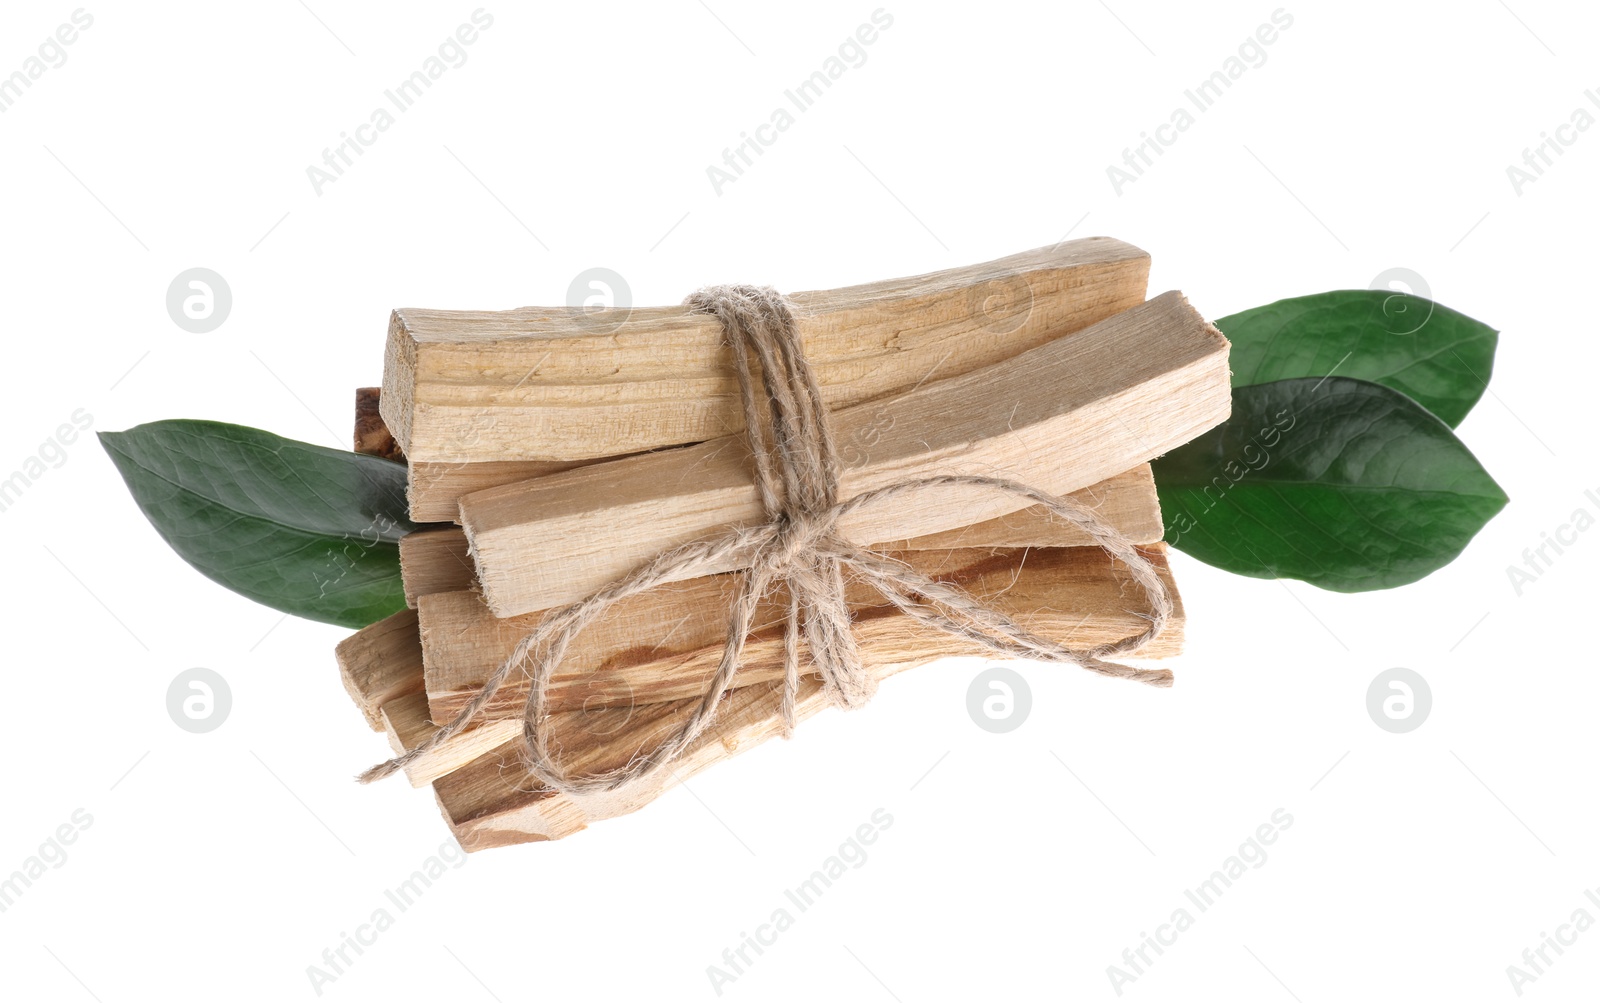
[360, 285, 1173, 795]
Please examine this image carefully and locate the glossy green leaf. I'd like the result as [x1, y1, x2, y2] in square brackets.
[1153, 378, 1507, 591]
[100, 420, 420, 628]
[1217, 290, 1498, 427]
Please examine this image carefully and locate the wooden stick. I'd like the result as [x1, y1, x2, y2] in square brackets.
[463, 292, 1228, 617]
[428, 684, 803, 845]
[352, 546, 1182, 787]
[397, 464, 1162, 608]
[333, 608, 424, 730]
[382, 238, 1150, 470]
[379, 692, 519, 787]
[416, 550, 1183, 846]
[424, 646, 1177, 846]
[408, 459, 586, 524]
[398, 527, 477, 607]
[426, 694, 705, 844]
[422, 545, 1184, 724]
[873, 464, 1162, 551]
[354, 386, 587, 523]
[392, 246, 1152, 521]
[412, 457, 1166, 536]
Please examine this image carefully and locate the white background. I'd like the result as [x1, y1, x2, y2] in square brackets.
[2, 1, 1596, 1000]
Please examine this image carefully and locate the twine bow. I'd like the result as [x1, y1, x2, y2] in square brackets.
[361, 285, 1172, 795]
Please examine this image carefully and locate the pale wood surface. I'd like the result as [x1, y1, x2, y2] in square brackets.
[423, 545, 1183, 723]
[355, 388, 590, 523]
[413, 459, 1165, 539]
[397, 464, 1162, 608]
[334, 608, 424, 731]
[463, 292, 1229, 617]
[875, 464, 1163, 550]
[380, 692, 519, 788]
[399, 527, 477, 608]
[408, 458, 587, 524]
[419, 549, 1183, 848]
[431, 681, 815, 847]
[382, 238, 1150, 466]
[351, 546, 1182, 794]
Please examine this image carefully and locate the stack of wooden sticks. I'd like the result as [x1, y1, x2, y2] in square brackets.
[334, 237, 1232, 849]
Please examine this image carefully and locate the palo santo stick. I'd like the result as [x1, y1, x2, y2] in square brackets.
[354, 386, 588, 523]
[382, 237, 1151, 467]
[423, 545, 1184, 726]
[412, 459, 1166, 533]
[399, 527, 477, 607]
[398, 464, 1162, 608]
[427, 695, 710, 845]
[334, 608, 424, 730]
[426, 685, 802, 846]
[408, 459, 585, 524]
[363, 629, 715, 795]
[874, 464, 1162, 551]
[424, 548, 1184, 847]
[369, 547, 1183, 789]
[395, 243, 1150, 523]
[380, 692, 519, 788]
[464, 292, 1229, 617]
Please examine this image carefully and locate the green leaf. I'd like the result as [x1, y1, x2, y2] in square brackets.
[1217, 290, 1498, 427]
[1153, 377, 1508, 591]
[99, 420, 421, 628]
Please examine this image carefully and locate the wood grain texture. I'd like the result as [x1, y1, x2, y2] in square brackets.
[360, 546, 1181, 790]
[463, 292, 1229, 617]
[398, 527, 477, 608]
[874, 464, 1163, 551]
[397, 464, 1162, 608]
[334, 608, 424, 731]
[408, 458, 587, 524]
[430, 682, 807, 846]
[422, 545, 1184, 724]
[353, 387, 587, 522]
[380, 238, 1151, 466]
[416, 549, 1183, 847]
[380, 692, 519, 788]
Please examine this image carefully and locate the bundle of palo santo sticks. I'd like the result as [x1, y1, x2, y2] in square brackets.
[335, 237, 1232, 849]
